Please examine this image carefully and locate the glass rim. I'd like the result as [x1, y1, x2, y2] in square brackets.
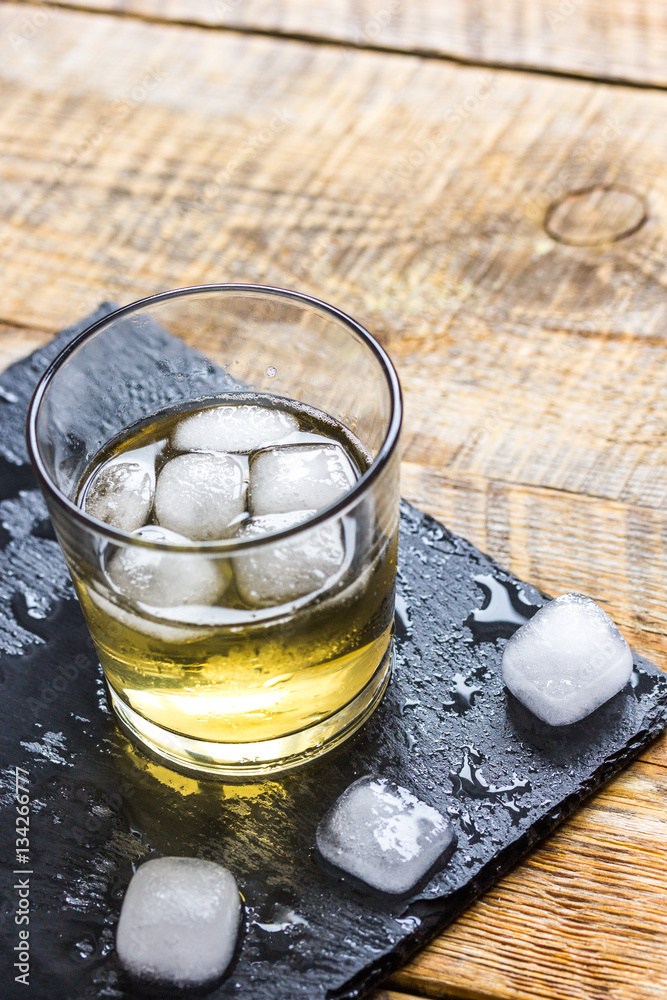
[26, 283, 403, 553]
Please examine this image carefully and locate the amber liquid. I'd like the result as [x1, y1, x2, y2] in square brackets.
[75, 394, 396, 749]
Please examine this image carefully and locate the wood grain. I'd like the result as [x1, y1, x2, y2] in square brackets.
[2, 5, 667, 998]
[373, 993, 437, 1000]
[13, 0, 667, 88]
[0, 323, 51, 371]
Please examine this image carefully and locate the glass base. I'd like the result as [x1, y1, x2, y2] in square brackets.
[107, 643, 394, 779]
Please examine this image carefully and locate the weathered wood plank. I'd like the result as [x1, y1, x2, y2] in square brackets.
[1, 9, 667, 573]
[389, 759, 667, 1000]
[2, 8, 667, 997]
[0, 324, 51, 371]
[12, 0, 667, 88]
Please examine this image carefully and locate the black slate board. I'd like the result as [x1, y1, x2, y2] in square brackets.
[1, 308, 666, 1000]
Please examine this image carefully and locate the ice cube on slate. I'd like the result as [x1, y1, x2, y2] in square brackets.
[233, 510, 346, 607]
[316, 775, 455, 895]
[84, 459, 153, 532]
[155, 452, 246, 541]
[172, 403, 299, 453]
[107, 525, 230, 608]
[116, 857, 241, 988]
[249, 443, 356, 516]
[501, 592, 634, 726]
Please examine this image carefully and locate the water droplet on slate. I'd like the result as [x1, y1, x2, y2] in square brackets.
[423, 524, 446, 546]
[502, 799, 530, 826]
[457, 809, 482, 844]
[443, 673, 481, 714]
[450, 748, 531, 801]
[70, 934, 96, 963]
[466, 574, 540, 641]
[394, 592, 412, 636]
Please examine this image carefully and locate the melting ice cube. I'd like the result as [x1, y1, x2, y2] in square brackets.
[172, 403, 298, 454]
[86, 586, 212, 643]
[232, 510, 347, 607]
[155, 452, 246, 541]
[249, 444, 356, 516]
[501, 592, 634, 726]
[115, 857, 241, 988]
[316, 775, 455, 894]
[84, 460, 153, 532]
[107, 525, 230, 609]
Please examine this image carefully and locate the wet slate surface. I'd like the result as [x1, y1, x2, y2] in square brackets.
[1, 308, 667, 1000]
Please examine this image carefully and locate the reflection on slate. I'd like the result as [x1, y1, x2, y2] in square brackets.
[1, 307, 667, 1000]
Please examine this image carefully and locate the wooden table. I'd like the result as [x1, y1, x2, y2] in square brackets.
[2, 1, 667, 997]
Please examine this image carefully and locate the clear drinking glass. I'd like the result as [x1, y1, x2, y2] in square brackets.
[27, 285, 402, 778]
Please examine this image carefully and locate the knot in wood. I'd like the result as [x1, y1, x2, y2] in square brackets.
[544, 184, 647, 247]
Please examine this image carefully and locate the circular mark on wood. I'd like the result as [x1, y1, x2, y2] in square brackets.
[544, 184, 647, 246]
